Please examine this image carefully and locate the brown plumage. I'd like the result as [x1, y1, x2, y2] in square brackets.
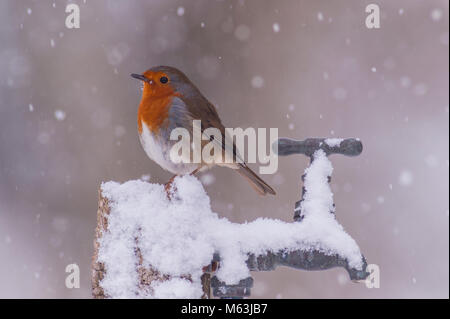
[131, 66, 276, 196]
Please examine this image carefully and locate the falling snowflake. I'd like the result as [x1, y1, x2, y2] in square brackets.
[272, 23, 280, 33]
[431, 9, 442, 22]
[333, 87, 347, 100]
[317, 12, 324, 21]
[234, 24, 251, 41]
[54, 110, 66, 121]
[251, 76, 264, 89]
[398, 170, 413, 187]
[177, 7, 185, 17]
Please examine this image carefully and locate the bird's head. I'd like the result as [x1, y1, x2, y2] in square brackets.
[131, 66, 196, 99]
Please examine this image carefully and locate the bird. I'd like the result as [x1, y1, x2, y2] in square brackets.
[131, 66, 275, 196]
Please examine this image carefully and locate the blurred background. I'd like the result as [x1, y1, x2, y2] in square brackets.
[0, 0, 448, 298]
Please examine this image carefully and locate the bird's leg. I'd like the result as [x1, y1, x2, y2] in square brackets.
[164, 175, 178, 197]
[165, 168, 200, 199]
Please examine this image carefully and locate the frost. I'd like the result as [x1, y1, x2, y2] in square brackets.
[98, 150, 364, 298]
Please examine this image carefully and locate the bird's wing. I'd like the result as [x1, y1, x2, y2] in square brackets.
[171, 95, 244, 164]
[170, 95, 275, 195]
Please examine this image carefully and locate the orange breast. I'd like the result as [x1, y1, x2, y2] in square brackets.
[138, 95, 173, 134]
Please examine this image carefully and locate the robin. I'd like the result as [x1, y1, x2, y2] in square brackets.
[131, 66, 275, 196]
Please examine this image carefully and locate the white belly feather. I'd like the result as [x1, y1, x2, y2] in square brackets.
[139, 122, 198, 175]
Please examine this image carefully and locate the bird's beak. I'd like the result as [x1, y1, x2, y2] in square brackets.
[131, 73, 151, 83]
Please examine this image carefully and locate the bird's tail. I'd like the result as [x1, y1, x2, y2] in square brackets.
[237, 164, 276, 196]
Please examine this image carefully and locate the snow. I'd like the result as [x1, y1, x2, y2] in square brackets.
[398, 170, 413, 186]
[272, 23, 280, 33]
[400, 76, 411, 88]
[234, 24, 251, 41]
[333, 87, 347, 100]
[200, 173, 215, 186]
[251, 76, 264, 89]
[152, 278, 201, 299]
[317, 12, 324, 21]
[413, 83, 428, 96]
[98, 150, 364, 298]
[177, 7, 185, 17]
[325, 138, 344, 147]
[54, 110, 66, 121]
[431, 9, 442, 22]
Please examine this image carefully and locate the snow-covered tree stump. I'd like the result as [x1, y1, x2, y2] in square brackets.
[92, 189, 211, 299]
[92, 137, 369, 299]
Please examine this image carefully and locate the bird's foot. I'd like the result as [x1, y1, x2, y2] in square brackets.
[165, 169, 200, 200]
[164, 175, 178, 199]
[190, 167, 201, 176]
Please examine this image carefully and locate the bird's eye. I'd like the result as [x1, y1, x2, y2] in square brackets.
[160, 76, 168, 84]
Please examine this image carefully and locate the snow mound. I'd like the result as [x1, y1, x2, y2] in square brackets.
[98, 150, 364, 298]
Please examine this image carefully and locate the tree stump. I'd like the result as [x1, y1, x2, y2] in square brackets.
[92, 189, 211, 299]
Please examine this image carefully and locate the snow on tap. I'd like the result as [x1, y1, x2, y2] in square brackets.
[325, 138, 344, 147]
[98, 151, 364, 298]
